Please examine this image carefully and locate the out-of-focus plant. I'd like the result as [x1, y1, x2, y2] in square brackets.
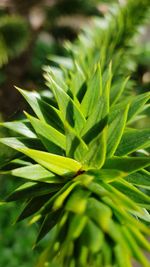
[0, 15, 29, 67]
[0, 0, 105, 119]
[52, 0, 150, 95]
[0, 1, 150, 267]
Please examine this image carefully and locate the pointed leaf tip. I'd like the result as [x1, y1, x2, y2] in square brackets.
[18, 148, 82, 176]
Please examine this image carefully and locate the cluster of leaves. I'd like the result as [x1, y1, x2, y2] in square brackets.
[0, 0, 104, 69]
[0, 0, 150, 267]
[0, 0, 103, 118]
[58, 0, 150, 96]
[0, 126, 45, 267]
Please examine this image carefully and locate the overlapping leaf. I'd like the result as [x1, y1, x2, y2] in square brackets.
[0, 1, 150, 267]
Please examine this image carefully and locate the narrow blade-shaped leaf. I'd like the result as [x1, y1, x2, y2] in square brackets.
[0, 120, 37, 138]
[110, 76, 129, 106]
[45, 74, 85, 133]
[6, 182, 61, 202]
[128, 225, 150, 252]
[16, 194, 52, 222]
[87, 169, 127, 183]
[99, 181, 141, 212]
[103, 156, 150, 173]
[18, 148, 82, 176]
[65, 122, 88, 161]
[127, 92, 150, 123]
[36, 209, 62, 244]
[111, 179, 150, 207]
[114, 244, 132, 267]
[83, 126, 107, 169]
[7, 164, 63, 183]
[81, 98, 108, 140]
[125, 169, 150, 188]
[121, 226, 150, 267]
[116, 128, 150, 156]
[53, 181, 80, 210]
[16, 87, 64, 132]
[48, 55, 73, 70]
[0, 137, 44, 150]
[25, 112, 66, 151]
[69, 62, 85, 95]
[107, 104, 129, 158]
[81, 64, 102, 117]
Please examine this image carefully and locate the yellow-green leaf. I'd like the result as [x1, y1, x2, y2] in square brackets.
[19, 148, 82, 176]
[25, 112, 66, 151]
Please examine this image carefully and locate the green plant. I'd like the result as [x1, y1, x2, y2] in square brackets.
[0, 0, 102, 119]
[0, 203, 38, 267]
[0, 1, 150, 267]
[50, 0, 150, 97]
[0, 15, 29, 67]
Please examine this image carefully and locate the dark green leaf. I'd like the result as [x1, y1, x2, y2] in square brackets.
[127, 92, 150, 122]
[116, 128, 150, 156]
[36, 209, 62, 244]
[45, 75, 85, 133]
[6, 182, 61, 202]
[65, 122, 88, 162]
[25, 112, 66, 153]
[16, 87, 64, 132]
[83, 126, 107, 169]
[125, 169, 150, 188]
[107, 104, 129, 157]
[104, 156, 150, 173]
[111, 179, 150, 207]
[81, 64, 102, 117]
[17, 194, 52, 222]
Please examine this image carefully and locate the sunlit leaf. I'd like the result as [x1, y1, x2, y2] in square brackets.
[18, 148, 82, 176]
[25, 112, 66, 152]
[0, 120, 37, 138]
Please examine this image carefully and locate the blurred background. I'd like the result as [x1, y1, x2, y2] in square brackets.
[0, 1, 149, 266]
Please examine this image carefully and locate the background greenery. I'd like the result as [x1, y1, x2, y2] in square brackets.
[0, 0, 150, 267]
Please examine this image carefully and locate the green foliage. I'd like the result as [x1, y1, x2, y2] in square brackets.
[46, 0, 101, 18]
[0, 15, 29, 66]
[0, 0, 150, 267]
[55, 0, 150, 97]
[0, 203, 37, 267]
